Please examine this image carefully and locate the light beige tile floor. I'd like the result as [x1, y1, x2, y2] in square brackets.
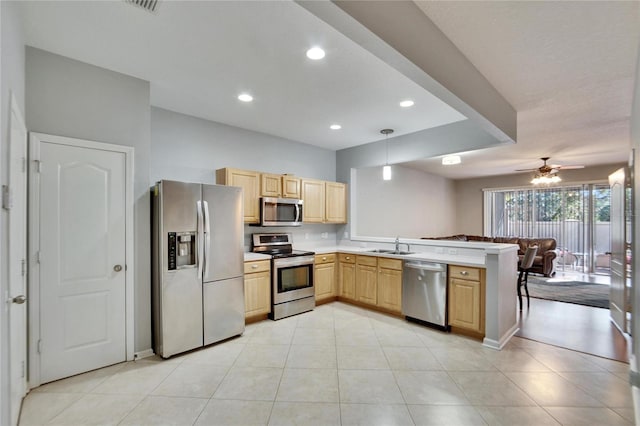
[19, 302, 633, 425]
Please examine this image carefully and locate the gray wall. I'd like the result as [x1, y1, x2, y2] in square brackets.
[336, 119, 505, 242]
[454, 163, 627, 236]
[150, 107, 340, 250]
[354, 165, 456, 238]
[25, 47, 152, 353]
[0, 2, 25, 424]
[150, 107, 336, 184]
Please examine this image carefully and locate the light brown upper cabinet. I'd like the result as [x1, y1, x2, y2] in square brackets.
[282, 175, 301, 199]
[301, 178, 326, 223]
[261, 173, 282, 198]
[325, 182, 347, 223]
[216, 168, 260, 223]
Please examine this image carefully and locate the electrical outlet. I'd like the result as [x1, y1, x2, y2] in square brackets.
[321, 232, 328, 239]
[304, 233, 309, 240]
[343, 231, 349, 238]
[448, 248, 457, 255]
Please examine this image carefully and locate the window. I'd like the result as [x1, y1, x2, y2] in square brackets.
[484, 184, 611, 274]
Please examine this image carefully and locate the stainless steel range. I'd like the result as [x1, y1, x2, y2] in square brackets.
[252, 233, 315, 320]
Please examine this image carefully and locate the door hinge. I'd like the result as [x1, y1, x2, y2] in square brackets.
[37, 339, 42, 354]
[35, 251, 40, 264]
[2, 185, 12, 210]
[21, 259, 26, 277]
[21, 361, 25, 378]
[34, 159, 42, 173]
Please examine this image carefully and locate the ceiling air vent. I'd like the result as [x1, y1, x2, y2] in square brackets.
[125, 0, 160, 14]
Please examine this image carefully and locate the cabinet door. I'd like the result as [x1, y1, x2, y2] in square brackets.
[315, 262, 336, 302]
[448, 278, 481, 332]
[339, 262, 356, 300]
[356, 262, 377, 305]
[301, 179, 325, 223]
[282, 176, 301, 199]
[377, 267, 402, 313]
[325, 182, 347, 223]
[244, 271, 271, 317]
[216, 168, 260, 223]
[261, 173, 282, 197]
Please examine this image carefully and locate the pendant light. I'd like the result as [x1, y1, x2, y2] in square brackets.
[381, 128, 394, 180]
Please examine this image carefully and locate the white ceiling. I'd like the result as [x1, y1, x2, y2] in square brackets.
[408, 0, 640, 178]
[17, 1, 640, 179]
[18, 0, 465, 150]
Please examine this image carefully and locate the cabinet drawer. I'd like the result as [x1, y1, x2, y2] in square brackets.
[449, 265, 481, 281]
[339, 253, 355, 264]
[244, 260, 271, 274]
[315, 253, 336, 264]
[378, 257, 402, 271]
[356, 255, 377, 267]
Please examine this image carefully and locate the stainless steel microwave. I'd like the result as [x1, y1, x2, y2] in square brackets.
[260, 197, 303, 227]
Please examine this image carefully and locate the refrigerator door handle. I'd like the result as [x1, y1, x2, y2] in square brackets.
[203, 200, 211, 277]
[197, 200, 204, 278]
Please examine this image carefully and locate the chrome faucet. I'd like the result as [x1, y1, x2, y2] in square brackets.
[395, 236, 400, 252]
[403, 243, 411, 252]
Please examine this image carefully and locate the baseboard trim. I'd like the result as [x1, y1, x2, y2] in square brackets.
[483, 323, 519, 350]
[133, 349, 155, 360]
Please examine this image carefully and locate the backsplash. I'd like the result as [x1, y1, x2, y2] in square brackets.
[243, 223, 339, 251]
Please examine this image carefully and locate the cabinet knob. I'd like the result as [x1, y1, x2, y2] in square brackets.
[460, 270, 469, 276]
[346, 256, 350, 260]
[322, 256, 327, 261]
[252, 264, 258, 269]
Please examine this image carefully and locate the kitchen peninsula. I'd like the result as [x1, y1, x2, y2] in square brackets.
[246, 237, 519, 350]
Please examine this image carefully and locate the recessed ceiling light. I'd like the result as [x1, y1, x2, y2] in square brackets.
[442, 155, 461, 165]
[306, 47, 325, 60]
[399, 100, 414, 108]
[330, 124, 342, 130]
[237, 93, 253, 102]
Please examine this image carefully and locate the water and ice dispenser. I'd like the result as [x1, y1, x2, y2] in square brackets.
[167, 231, 196, 270]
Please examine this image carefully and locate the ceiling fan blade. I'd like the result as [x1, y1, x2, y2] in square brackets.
[557, 165, 585, 170]
[514, 167, 539, 172]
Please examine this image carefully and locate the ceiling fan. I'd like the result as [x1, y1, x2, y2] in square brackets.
[516, 157, 585, 174]
[516, 157, 584, 184]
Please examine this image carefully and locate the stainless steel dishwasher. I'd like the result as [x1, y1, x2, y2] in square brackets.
[402, 261, 448, 329]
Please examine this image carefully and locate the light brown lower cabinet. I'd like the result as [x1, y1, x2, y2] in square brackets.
[356, 255, 378, 305]
[338, 253, 356, 300]
[244, 260, 271, 318]
[314, 253, 337, 303]
[448, 264, 485, 336]
[376, 258, 403, 313]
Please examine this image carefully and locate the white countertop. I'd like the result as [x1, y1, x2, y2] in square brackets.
[243, 252, 271, 261]
[245, 245, 487, 267]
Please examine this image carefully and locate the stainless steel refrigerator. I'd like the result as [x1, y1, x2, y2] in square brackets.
[151, 180, 245, 358]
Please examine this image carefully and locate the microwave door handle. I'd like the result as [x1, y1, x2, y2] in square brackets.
[295, 203, 301, 222]
[203, 200, 211, 277]
[196, 200, 204, 278]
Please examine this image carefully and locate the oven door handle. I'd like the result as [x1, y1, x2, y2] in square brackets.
[273, 256, 314, 268]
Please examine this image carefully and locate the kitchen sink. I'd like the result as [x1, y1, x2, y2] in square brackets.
[366, 249, 414, 255]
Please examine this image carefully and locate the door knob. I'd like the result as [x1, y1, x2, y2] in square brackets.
[12, 295, 26, 304]
[113, 265, 123, 272]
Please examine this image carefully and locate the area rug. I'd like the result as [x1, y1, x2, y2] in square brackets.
[524, 277, 610, 309]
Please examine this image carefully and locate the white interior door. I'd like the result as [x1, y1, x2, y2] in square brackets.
[609, 168, 628, 332]
[35, 138, 128, 384]
[7, 95, 27, 425]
